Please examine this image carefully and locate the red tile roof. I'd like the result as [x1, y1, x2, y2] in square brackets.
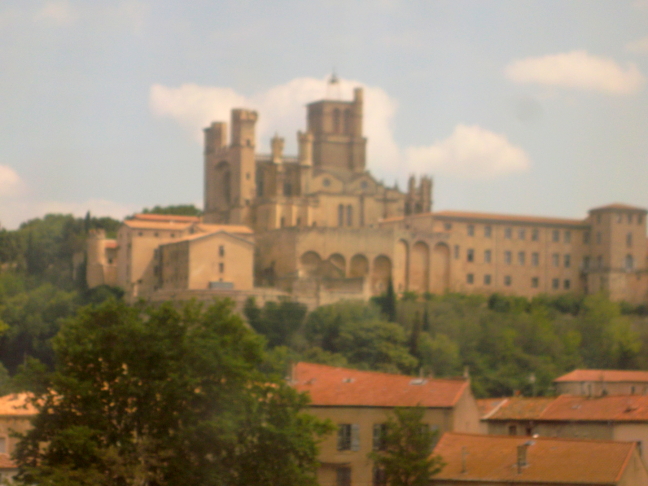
[292, 362, 468, 408]
[432, 210, 586, 226]
[433, 432, 638, 485]
[476, 398, 508, 418]
[589, 203, 647, 213]
[486, 394, 648, 422]
[104, 240, 118, 249]
[0, 393, 37, 416]
[554, 369, 648, 383]
[131, 213, 201, 223]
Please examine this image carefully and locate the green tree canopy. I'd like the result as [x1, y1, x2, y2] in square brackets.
[140, 204, 202, 216]
[14, 299, 332, 486]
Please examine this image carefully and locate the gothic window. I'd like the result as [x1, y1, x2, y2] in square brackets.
[338, 204, 344, 227]
[347, 205, 353, 226]
[333, 108, 341, 134]
[344, 109, 352, 134]
[223, 170, 231, 204]
[626, 254, 634, 271]
[627, 232, 633, 248]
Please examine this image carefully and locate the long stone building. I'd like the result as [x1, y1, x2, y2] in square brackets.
[86, 86, 648, 305]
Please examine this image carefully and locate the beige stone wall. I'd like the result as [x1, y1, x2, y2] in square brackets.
[0, 416, 31, 456]
[485, 419, 613, 441]
[555, 381, 648, 396]
[187, 234, 253, 291]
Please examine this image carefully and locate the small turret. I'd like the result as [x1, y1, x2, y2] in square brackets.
[204, 122, 227, 154]
[298, 131, 313, 166]
[271, 134, 285, 164]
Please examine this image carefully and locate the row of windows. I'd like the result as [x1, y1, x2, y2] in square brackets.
[595, 213, 644, 225]
[465, 249, 572, 268]
[337, 423, 436, 452]
[336, 467, 386, 486]
[463, 224, 574, 243]
[466, 273, 571, 290]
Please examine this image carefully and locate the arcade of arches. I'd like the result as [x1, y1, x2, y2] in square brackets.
[298, 240, 450, 295]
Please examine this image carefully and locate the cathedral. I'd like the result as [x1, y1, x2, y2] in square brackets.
[86, 85, 648, 308]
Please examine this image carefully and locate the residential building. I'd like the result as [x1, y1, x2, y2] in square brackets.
[291, 362, 481, 486]
[554, 369, 648, 396]
[431, 432, 648, 486]
[0, 394, 38, 483]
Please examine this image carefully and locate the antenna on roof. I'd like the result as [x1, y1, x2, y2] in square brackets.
[326, 69, 342, 100]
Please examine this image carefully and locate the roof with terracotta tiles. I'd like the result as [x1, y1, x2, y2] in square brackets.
[0, 393, 36, 416]
[476, 398, 508, 418]
[589, 203, 647, 213]
[104, 240, 117, 249]
[131, 213, 201, 223]
[554, 369, 648, 383]
[194, 223, 253, 234]
[0, 454, 16, 470]
[123, 220, 193, 231]
[292, 362, 469, 408]
[485, 394, 648, 422]
[432, 432, 639, 485]
[380, 210, 587, 227]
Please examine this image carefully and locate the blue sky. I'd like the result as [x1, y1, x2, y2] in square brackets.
[1, 0, 648, 228]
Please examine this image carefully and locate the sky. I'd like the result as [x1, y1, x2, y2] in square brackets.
[1, 1, 648, 228]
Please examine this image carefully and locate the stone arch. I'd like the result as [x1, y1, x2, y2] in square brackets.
[394, 239, 409, 292]
[324, 253, 346, 278]
[410, 241, 430, 293]
[300, 251, 323, 277]
[371, 255, 392, 295]
[429, 242, 450, 293]
[349, 254, 369, 278]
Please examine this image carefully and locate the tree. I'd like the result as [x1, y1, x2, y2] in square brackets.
[141, 204, 202, 216]
[244, 297, 308, 348]
[369, 407, 444, 486]
[14, 299, 332, 486]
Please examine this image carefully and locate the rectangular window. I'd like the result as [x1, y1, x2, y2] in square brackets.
[531, 277, 539, 288]
[219, 263, 224, 273]
[505, 227, 512, 239]
[564, 231, 571, 243]
[219, 245, 225, 257]
[466, 273, 474, 284]
[0, 437, 5, 454]
[597, 255, 603, 269]
[373, 468, 386, 486]
[484, 225, 492, 237]
[552, 278, 560, 290]
[467, 249, 474, 262]
[373, 424, 386, 451]
[628, 214, 633, 224]
[518, 228, 526, 240]
[504, 251, 512, 265]
[444, 222, 452, 231]
[532, 229, 539, 241]
[627, 233, 633, 248]
[484, 274, 492, 285]
[518, 252, 525, 266]
[508, 425, 517, 436]
[596, 232, 602, 244]
[484, 249, 492, 263]
[564, 254, 571, 268]
[552, 253, 559, 267]
[583, 256, 590, 270]
[504, 275, 512, 286]
[564, 279, 571, 290]
[531, 252, 539, 267]
[467, 224, 475, 236]
[337, 467, 352, 486]
[583, 231, 590, 244]
[337, 424, 359, 451]
[552, 230, 559, 242]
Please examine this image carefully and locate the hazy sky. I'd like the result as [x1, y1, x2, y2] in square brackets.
[2, 0, 648, 228]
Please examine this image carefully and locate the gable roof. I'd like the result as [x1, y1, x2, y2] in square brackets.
[554, 369, 648, 383]
[486, 394, 648, 422]
[380, 210, 587, 227]
[123, 220, 193, 231]
[292, 362, 468, 408]
[433, 432, 638, 485]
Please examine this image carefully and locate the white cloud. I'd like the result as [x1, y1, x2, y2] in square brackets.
[34, 1, 77, 25]
[149, 77, 402, 179]
[626, 36, 648, 53]
[505, 50, 645, 95]
[0, 165, 24, 197]
[633, 0, 648, 10]
[405, 125, 531, 179]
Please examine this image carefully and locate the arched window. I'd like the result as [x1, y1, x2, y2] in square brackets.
[625, 254, 634, 271]
[338, 204, 344, 227]
[344, 109, 352, 134]
[347, 205, 353, 226]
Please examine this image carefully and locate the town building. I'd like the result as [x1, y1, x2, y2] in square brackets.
[291, 362, 481, 486]
[431, 432, 648, 486]
[86, 84, 648, 305]
[0, 394, 37, 482]
[482, 394, 648, 468]
[554, 369, 648, 396]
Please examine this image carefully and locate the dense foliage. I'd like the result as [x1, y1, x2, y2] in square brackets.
[140, 204, 202, 216]
[369, 407, 444, 486]
[246, 290, 648, 398]
[15, 299, 332, 486]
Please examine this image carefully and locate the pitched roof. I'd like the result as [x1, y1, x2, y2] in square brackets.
[131, 213, 201, 223]
[476, 398, 508, 418]
[0, 393, 37, 416]
[486, 394, 648, 422]
[589, 203, 647, 213]
[123, 220, 193, 231]
[292, 362, 468, 408]
[433, 432, 638, 485]
[194, 223, 253, 235]
[432, 210, 586, 227]
[554, 369, 648, 383]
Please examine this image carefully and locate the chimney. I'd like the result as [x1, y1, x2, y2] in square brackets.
[517, 441, 534, 474]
